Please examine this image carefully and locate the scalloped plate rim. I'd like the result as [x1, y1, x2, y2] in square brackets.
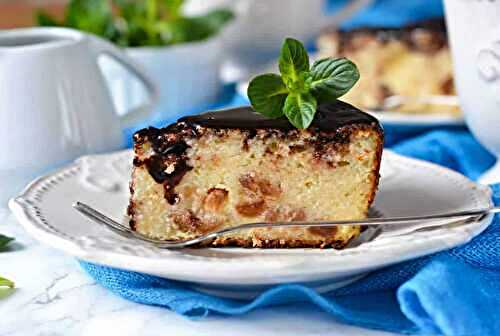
[8, 149, 493, 285]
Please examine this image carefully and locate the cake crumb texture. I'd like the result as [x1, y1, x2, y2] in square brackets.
[129, 120, 383, 248]
[317, 20, 459, 115]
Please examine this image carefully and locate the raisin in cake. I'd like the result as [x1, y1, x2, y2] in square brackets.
[318, 19, 459, 115]
[128, 101, 383, 248]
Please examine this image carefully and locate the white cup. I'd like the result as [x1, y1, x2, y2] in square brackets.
[185, 0, 373, 82]
[444, 0, 500, 183]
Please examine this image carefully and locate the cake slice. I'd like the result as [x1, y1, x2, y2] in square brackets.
[317, 19, 459, 114]
[128, 101, 383, 248]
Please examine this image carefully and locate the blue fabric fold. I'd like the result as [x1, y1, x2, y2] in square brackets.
[81, 128, 500, 335]
[398, 256, 500, 336]
[326, 0, 444, 29]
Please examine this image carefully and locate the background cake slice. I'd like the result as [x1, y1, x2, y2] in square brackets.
[317, 19, 459, 115]
[128, 101, 383, 248]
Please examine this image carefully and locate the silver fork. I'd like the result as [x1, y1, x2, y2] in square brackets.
[73, 202, 500, 249]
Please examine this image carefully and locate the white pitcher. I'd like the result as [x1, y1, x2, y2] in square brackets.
[0, 28, 157, 204]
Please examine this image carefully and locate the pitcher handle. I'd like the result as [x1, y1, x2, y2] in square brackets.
[88, 35, 159, 129]
[320, 0, 374, 29]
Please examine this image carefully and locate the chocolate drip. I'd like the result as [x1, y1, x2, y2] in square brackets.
[133, 127, 193, 205]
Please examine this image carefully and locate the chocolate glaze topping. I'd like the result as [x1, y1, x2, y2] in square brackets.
[178, 100, 378, 132]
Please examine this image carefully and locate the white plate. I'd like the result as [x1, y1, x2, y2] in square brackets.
[10, 150, 492, 299]
[236, 78, 464, 127]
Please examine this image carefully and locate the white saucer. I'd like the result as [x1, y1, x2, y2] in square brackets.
[10, 150, 492, 299]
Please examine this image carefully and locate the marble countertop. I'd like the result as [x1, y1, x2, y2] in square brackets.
[0, 209, 398, 336]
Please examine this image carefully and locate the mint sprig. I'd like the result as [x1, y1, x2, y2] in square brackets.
[247, 38, 360, 129]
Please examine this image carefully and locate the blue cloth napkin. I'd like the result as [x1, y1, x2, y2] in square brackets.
[327, 0, 444, 29]
[81, 128, 500, 335]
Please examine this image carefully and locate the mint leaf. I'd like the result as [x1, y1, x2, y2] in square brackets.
[162, 0, 184, 19]
[165, 9, 234, 44]
[283, 92, 317, 129]
[279, 38, 310, 85]
[194, 9, 234, 35]
[0, 276, 14, 289]
[248, 74, 289, 118]
[310, 58, 360, 102]
[0, 234, 13, 252]
[65, 0, 116, 37]
[36, 11, 62, 26]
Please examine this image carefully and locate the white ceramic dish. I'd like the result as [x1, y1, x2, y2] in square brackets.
[10, 150, 492, 299]
[100, 36, 223, 123]
[236, 81, 464, 127]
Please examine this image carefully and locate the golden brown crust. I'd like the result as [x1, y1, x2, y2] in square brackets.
[207, 237, 351, 249]
[365, 127, 384, 208]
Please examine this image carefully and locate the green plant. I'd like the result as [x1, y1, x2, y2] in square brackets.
[0, 234, 13, 252]
[0, 234, 14, 298]
[0, 277, 14, 291]
[247, 38, 360, 129]
[37, 0, 234, 47]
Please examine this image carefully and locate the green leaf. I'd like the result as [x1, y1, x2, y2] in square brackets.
[195, 9, 234, 33]
[37, 0, 233, 47]
[170, 9, 234, 43]
[310, 57, 360, 102]
[162, 0, 184, 19]
[113, 0, 233, 46]
[114, 0, 145, 19]
[0, 276, 15, 299]
[0, 276, 14, 289]
[279, 38, 310, 85]
[65, 0, 116, 38]
[248, 74, 288, 118]
[283, 92, 317, 129]
[36, 11, 61, 27]
[0, 234, 13, 252]
[113, 0, 151, 46]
